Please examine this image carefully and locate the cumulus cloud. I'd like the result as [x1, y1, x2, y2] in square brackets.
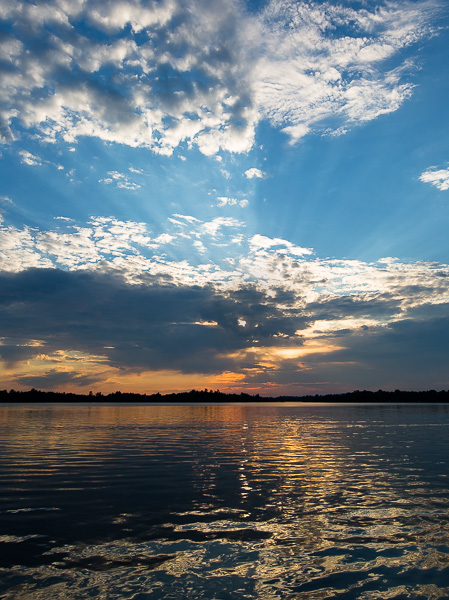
[244, 168, 266, 179]
[0, 0, 437, 154]
[420, 166, 449, 190]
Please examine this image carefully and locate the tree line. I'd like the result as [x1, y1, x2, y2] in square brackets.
[1, 388, 449, 403]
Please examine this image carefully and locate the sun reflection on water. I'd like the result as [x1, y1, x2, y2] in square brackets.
[1, 403, 449, 599]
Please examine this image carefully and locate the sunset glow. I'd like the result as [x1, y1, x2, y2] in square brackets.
[1, 0, 449, 395]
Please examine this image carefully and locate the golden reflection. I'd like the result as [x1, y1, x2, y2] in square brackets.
[1, 405, 449, 600]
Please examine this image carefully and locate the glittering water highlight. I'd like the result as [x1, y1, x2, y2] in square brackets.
[1, 403, 449, 599]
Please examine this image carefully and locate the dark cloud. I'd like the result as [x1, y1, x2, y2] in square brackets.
[292, 314, 449, 391]
[306, 294, 401, 321]
[0, 268, 304, 374]
[1, 268, 448, 390]
[0, 341, 43, 366]
[14, 370, 104, 390]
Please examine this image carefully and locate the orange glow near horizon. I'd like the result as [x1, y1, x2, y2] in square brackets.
[0, 350, 247, 395]
[0, 338, 344, 396]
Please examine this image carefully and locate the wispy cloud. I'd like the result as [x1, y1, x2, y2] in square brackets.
[256, 0, 437, 143]
[217, 196, 248, 207]
[420, 165, 449, 190]
[19, 151, 44, 166]
[19, 150, 63, 170]
[99, 171, 141, 190]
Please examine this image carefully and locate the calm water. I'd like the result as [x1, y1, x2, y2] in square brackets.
[1, 403, 449, 599]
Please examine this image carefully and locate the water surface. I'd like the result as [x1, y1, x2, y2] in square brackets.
[1, 403, 449, 599]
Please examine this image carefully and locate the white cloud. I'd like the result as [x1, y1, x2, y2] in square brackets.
[420, 166, 449, 191]
[19, 150, 43, 166]
[170, 214, 201, 224]
[99, 171, 141, 190]
[154, 233, 174, 244]
[0, 0, 437, 155]
[250, 234, 312, 257]
[281, 124, 309, 144]
[193, 240, 207, 253]
[217, 196, 248, 207]
[255, 0, 436, 143]
[0, 226, 53, 271]
[244, 167, 266, 179]
[116, 181, 140, 190]
[18, 149, 64, 170]
[202, 217, 244, 237]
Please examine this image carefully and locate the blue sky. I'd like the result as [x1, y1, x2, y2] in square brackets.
[1, 0, 449, 395]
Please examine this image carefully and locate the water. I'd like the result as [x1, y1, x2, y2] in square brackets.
[1, 403, 449, 599]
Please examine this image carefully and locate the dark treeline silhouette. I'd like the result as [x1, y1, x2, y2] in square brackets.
[1, 388, 449, 403]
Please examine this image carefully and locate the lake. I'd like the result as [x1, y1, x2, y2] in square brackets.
[1, 403, 449, 599]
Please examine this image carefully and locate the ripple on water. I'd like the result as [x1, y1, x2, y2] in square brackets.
[0, 403, 449, 599]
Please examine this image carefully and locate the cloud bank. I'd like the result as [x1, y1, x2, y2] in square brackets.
[0, 0, 438, 154]
[1, 216, 448, 394]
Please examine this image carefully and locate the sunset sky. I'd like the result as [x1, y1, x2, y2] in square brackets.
[1, 0, 449, 396]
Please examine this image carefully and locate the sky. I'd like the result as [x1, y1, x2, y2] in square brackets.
[1, 0, 449, 396]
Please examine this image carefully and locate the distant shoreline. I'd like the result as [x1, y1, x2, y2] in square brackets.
[1, 389, 449, 404]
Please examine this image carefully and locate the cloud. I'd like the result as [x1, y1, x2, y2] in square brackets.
[217, 196, 248, 207]
[99, 170, 141, 190]
[2, 216, 449, 304]
[1, 263, 448, 393]
[256, 1, 436, 143]
[18, 150, 63, 170]
[249, 234, 312, 256]
[202, 217, 244, 237]
[14, 369, 104, 390]
[0, 269, 300, 376]
[1, 212, 449, 392]
[420, 166, 449, 190]
[0, 217, 163, 272]
[0, 0, 437, 154]
[19, 150, 43, 166]
[244, 168, 266, 179]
